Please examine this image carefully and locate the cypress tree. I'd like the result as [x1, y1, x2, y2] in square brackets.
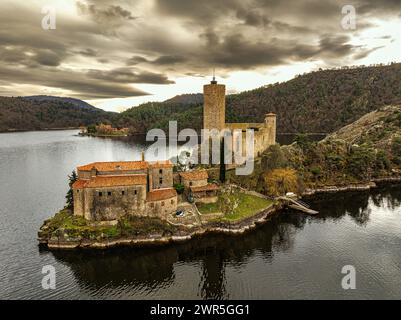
[220, 136, 226, 183]
[66, 170, 78, 209]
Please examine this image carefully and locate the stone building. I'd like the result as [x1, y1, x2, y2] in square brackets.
[179, 170, 218, 204]
[72, 160, 177, 221]
[203, 78, 276, 158]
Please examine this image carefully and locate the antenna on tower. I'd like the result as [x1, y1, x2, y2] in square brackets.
[211, 68, 217, 84]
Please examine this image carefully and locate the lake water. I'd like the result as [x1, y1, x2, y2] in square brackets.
[0, 130, 400, 299]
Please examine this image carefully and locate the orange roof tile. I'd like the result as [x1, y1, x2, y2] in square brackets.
[77, 161, 148, 172]
[180, 170, 208, 181]
[147, 188, 177, 202]
[72, 179, 87, 189]
[190, 183, 219, 193]
[148, 160, 174, 168]
[73, 175, 147, 189]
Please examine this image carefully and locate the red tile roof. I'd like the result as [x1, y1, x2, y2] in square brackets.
[77, 161, 148, 172]
[73, 175, 147, 189]
[190, 183, 219, 193]
[77, 160, 174, 172]
[146, 188, 177, 202]
[180, 170, 208, 181]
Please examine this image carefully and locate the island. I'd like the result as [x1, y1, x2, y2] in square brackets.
[38, 79, 401, 250]
[80, 123, 129, 137]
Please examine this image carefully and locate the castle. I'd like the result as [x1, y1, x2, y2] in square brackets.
[72, 78, 276, 222]
[203, 78, 276, 158]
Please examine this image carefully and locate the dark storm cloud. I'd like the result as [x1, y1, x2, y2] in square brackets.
[0, 0, 398, 99]
[357, 0, 401, 14]
[87, 68, 175, 84]
[0, 65, 149, 99]
[76, 1, 136, 23]
[77, 48, 98, 57]
[153, 55, 187, 65]
[318, 35, 355, 58]
[126, 55, 149, 65]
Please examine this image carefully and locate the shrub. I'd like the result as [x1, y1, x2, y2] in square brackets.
[174, 183, 185, 194]
[263, 168, 299, 196]
[310, 167, 321, 176]
[262, 144, 287, 171]
[347, 146, 375, 179]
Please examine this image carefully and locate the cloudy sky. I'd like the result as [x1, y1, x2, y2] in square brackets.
[0, 0, 400, 112]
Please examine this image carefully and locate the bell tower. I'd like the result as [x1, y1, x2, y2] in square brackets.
[203, 73, 225, 131]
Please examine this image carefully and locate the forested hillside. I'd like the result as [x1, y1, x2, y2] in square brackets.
[0, 97, 115, 132]
[118, 63, 401, 135]
[2, 63, 401, 134]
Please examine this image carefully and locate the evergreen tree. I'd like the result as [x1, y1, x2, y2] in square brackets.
[220, 137, 226, 183]
[66, 170, 78, 209]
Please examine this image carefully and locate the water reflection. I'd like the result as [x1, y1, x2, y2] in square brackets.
[48, 186, 399, 299]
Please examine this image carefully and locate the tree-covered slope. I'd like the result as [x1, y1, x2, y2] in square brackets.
[0, 97, 116, 132]
[118, 63, 401, 135]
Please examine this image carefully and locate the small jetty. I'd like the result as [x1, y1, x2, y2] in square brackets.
[278, 196, 318, 215]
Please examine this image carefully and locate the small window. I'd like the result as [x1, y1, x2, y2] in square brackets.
[76, 190, 79, 193]
[171, 199, 174, 205]
[159, 169, 163, 174]
[134, 190, 137, 195]
[150, 203, 154, 208]
[122, 191, 125, 196]
[108, 191, 112, 196]
[159, 178, 163, 185]
[161, 201, 165, 206]
[189, 182, 193, 186]
[99, 192, 103, 197]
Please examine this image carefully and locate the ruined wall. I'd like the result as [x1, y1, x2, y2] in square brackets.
[227, 114, 277, 158]
[264, 113, 277, 146]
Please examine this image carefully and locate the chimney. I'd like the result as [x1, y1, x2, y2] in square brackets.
[141, 150, 145, 161]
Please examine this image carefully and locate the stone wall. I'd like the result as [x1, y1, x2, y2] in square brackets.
[146, 196, 177, 220]
[77, 185, 147, 221]
[203, 83, 225, 131]
[149, 167, 173, 191]
[181, 178, 207, 189]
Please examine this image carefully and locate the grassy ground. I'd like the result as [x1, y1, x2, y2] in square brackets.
[197, 193, 273, 222]
[197, 202, 221, 214]
[40, 208, 178, 240]
[221, 193, 273, 222]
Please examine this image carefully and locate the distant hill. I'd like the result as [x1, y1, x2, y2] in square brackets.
[0, 96, 116, 132]
[164, 93, 203, 105]
[24, 96, 97, 110]
[117, 63, 401, 135]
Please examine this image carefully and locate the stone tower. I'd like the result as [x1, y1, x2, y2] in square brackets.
[203, 77, 226, 131]
[264, 113, 277, 146]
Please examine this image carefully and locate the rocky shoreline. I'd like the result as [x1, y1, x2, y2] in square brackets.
[302, 176, 401, 196]
[38, 177, 401, 251]
[39, 204, 282, 250]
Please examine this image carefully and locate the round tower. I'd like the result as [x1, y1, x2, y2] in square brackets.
[203, 77, 225, 131]
[264, 113, 277, 146]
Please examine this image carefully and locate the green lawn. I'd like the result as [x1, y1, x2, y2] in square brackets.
[197, 193, 273, 222]
[197, 202, 221, 214]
